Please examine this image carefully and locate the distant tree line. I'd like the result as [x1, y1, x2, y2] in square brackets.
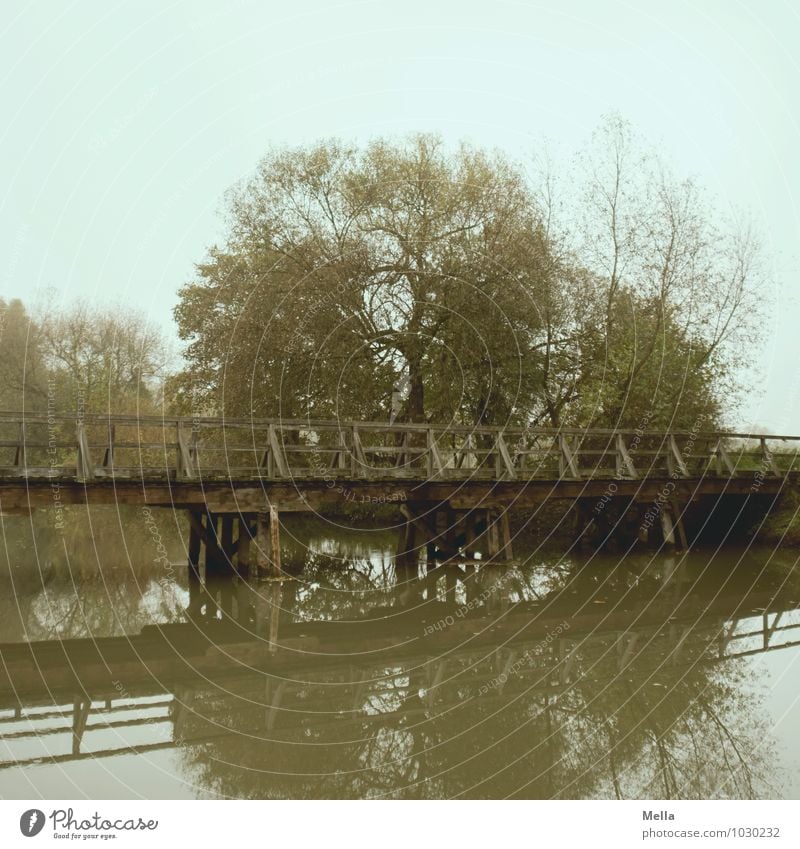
[0, 295, 170, 414]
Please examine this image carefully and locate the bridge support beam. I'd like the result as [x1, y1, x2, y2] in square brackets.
[185, 507, 285, 625]
[256, 505, 282, 578]
[395, 503, 516, 607]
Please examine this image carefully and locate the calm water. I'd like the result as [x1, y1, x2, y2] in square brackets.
[1, 514, 799, 800]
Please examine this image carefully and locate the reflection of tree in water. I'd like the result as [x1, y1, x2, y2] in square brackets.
[173, 618, 779, 799]
[0, 573, 188, 641]
[168, 545, 790, 798]
[525, 659, 776, 800]
[0, 505, 188, 640]
[284, 551, 398, 622]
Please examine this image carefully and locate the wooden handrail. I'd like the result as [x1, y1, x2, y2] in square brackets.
[0, 410, 799, 441]
[0, 411, 796, 483]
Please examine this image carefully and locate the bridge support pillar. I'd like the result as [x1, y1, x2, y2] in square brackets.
[660, 507, 676, 548]
[395, 518, 422, 605]
[395, 503, 517, 610]
[256, 505, 282, 578]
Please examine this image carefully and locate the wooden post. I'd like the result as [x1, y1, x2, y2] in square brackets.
[269, 504, 281, 577]
[256, 506, 281, 578]
[637, 505, 649, 547]
[204, 513, 226, 577]
[268, 581, 282, 652]
[13, 422, 26, 470]
[713, 438, 736, 477]
[444, 565, 458, 601]
[574, 499, 595, 549]
[487, 509, 501, 562]
[187, 510, 202, 585]
[558, 434, 580, 479]
[668, 435, 689, 477]
[395, 518, 419, 605]
[221, 515, 235, 565]
[499, 510, 513, 561]
[424, 507, 440, 600]
[496, 434, 516, 480]
[102, 423, 115, 469]
[76, 423, 94, 481]
[760, 437, 781, 477]
[176, 422, 195, 480]
[616, 434, 637, 479]
[72, 698, 90, 756]
[669, 498, 689, 550]
[237, 516, 252, 577]
[268, 425, 289, 477]
[351, 426, 367, 476]
[427, 428, 443, 478]
[396, 431, 408, 468]
[660, 506, 676, 547]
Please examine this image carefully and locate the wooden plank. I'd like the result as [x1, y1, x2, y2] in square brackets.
[713, 439, 736, 477]
[669, 435, 689, 477]
[268, 581, 282, 653]
[660, 507, 676, 547]
[669, 498, 689, 550]
[269, 504, 281, 578]
[13, 422, 26, 469]
[399, 505, 438, 545]
[268, 425, 289, 478]
[427, 428, 444, 477]
[616, 434, 637, 479]
[351, 427, 367, 475]
[760, 437, 781, 477]
[558, 434, 580, 479]
[72, 697, 90, 756]
[176, 423, 195, 480]
[187, 512, 202, 585]
[76, 423, 94, 482]
[496, 434, 517, 480]
[499, 510, 514, 560]
[187, 511, 212, 549]
[102, 424, 115, 468]
[237, 517, 252, 575]
[395, 431, 408, 468]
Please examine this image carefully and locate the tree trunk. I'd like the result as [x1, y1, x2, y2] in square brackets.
[406, 361, 425, 422]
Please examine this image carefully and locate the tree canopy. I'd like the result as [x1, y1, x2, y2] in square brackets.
[174, 120, 763, 430]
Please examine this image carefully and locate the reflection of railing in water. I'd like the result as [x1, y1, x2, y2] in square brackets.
[1, 597, 798, 770]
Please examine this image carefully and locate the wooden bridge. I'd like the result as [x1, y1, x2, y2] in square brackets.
[0, 411, 797, 582]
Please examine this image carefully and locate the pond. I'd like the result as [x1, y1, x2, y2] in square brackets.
[0, 513, 798, 800]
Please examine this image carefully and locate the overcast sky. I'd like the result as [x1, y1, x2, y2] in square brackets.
[1, 0, 798, 430]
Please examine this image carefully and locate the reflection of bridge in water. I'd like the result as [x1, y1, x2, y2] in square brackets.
[2, 573, 798, 772]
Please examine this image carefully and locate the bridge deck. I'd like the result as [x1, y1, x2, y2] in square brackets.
[0, 412, 796, 511]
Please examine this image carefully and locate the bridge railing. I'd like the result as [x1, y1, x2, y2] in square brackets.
[0, 412, 797, 482]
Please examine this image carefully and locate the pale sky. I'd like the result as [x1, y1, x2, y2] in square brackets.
[1, 0, 798, 430]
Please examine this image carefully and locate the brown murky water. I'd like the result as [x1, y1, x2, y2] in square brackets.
[0, 514, 799, 799]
